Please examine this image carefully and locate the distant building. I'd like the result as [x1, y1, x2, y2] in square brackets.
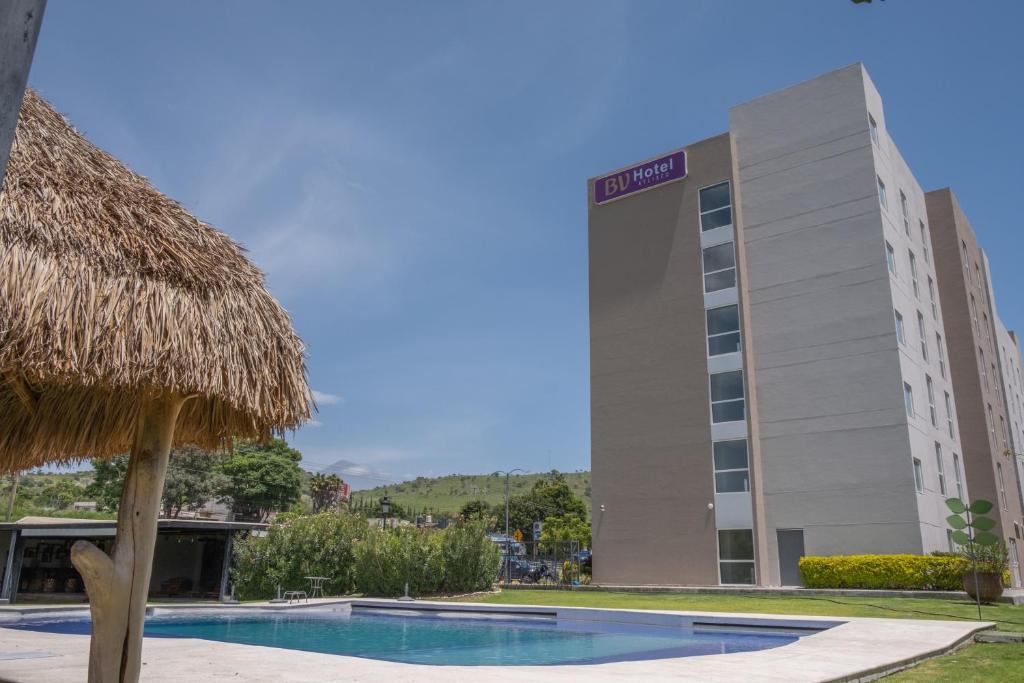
[70, 502, 97, 512]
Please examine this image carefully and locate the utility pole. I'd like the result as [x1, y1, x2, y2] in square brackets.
[5, 472, 19, 521]
[1, 1, 47, 187]
[496, 469, 524, 584]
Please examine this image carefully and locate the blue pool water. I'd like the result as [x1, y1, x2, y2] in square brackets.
[6, 608, 808, 666]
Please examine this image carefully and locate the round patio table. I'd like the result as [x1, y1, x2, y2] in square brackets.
[304, 576, 330, 599]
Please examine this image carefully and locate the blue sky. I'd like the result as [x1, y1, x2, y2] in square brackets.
[28, 1, 1024, 488]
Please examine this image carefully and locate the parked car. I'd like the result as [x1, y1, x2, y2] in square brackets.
[497, 557, 554, 584]
[571, 549, 592, 563]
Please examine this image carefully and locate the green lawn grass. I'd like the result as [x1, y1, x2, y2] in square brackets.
[452, 589, 1024, 680]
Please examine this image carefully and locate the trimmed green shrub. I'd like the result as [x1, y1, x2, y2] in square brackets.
[440, 519, 502, 594]
[354, 527, 444, 597]
[799, 554, 969, 590]
[231, 511, 365, 600]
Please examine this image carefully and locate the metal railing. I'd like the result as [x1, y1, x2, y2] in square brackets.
[496, 540, 588, 588]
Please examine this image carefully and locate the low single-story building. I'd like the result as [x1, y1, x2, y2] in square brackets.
[0, 517, 266, 604]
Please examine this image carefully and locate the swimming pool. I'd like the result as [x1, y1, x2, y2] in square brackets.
[5, 605, 816, 666]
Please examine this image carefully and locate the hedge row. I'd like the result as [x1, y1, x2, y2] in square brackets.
[231, 513, 500, 600]
[799, 554, 969, 590]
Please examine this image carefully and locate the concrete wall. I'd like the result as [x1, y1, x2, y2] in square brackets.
[589, 134, 734, 585]
[730, 65, 926, 581]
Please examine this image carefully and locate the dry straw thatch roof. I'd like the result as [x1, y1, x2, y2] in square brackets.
[0, 89, 311, 471]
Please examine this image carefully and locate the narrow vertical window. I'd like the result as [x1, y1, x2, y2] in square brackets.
[988, 403, 996, 441]
[913, 457, 924, 493]
[936, 333, 946, 378]
[877, 177, 888, 209]
[868, 113, 879, 145]
[885, 242, 897, 275]
[894, 310, 906, 345]
[699, 182, 733, 232]
[953, 453, 963, 499]
[944, 392, 955, 438]
[718, 529, 755, 585]
[935, 443, 946, 496]
[920, 220, 930, 263]
[970, 294, 978, 333]
[909, 251, 919, 298]
[713, 440, 750, 493]
[917, 312, 928, 360]
[926, 375, 936, 427]
[981, 347, 988, 388]
[900, 190, 910, 234]
[997, 462, 1008, 510]
[904, 382, 915, 418]
[702, 242, 737, 293]
[927, 276, 937, 319]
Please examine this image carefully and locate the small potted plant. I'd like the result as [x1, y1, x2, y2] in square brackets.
[946, 497, 1006, 604]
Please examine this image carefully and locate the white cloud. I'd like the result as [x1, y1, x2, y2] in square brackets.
[311, 389, 342, 405]
[305, 419, 324, 428]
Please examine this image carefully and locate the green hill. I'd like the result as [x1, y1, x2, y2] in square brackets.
[351, 470, 591, 518]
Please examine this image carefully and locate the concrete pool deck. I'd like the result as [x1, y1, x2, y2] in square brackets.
[0, 599, 994, 682]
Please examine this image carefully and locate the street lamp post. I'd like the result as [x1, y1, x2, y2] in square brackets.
[380, 494, 390, 530]
[495, 469, 525, 584]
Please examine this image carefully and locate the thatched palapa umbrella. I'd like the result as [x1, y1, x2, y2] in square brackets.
[0, 90, 311, 682]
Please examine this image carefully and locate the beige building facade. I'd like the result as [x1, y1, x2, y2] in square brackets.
[589, 64, 1024, 587]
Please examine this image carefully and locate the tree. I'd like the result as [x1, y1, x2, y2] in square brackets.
[309, 472, 345, 513]
[161, 445, 229, 517]
[87, 455, 130, 511]
[218, 439, 304, 521]
[506, 472, 587, 537]
[459, 499, 491, 520]
[539, 513, 591, 553]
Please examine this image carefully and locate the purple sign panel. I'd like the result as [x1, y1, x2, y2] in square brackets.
[594, 150, 687, 205]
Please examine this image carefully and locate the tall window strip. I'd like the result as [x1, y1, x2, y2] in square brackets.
[920, 221, 930, 263]
[710, 371, 745, 424]
[699, 182, 733, 232]
[988, 403, 996, 441]
[713, 440, 750, 493]
[962, 241, 970, 275]
[877, 177, 888, 209]
[917, 312, 928, 360]
[702, 242, 737, 293]
[927, 276, 937, 319]
[936, 333, 946, 378]
[885, 242, 897, 275]
[894, 310, 906, 345]
[981, 348, 988, 388]
[900, 190, 910, 234]
[868, 113, 879, 145]
[953, 453, 964, 499]
[926, 375, 937, 427]
[935, 443, 947, 495]
[944, 391, 955, 438]
[913, 457, 924, 493]
[718, 529, 755, 585]
[706, 305, 741, 357]
[997, 462, 1008, 510]
[904, 382, 915, 418]
[970, 294, 979, 333]
[909, 251, 919, 298]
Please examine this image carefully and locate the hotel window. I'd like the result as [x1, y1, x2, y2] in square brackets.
[900, 190, 910, 235]
[988, 403, 996, 441]
[975, 262, 982, 287]
[997, 462, 1008, 510]
[885, 242, 897, 276]
[917, 312, 928, 360]
[961, 241, 970, 274]
[945, 392, 955, 438]
[927, 276, 937, 319]
[920, 221, 930, 263]
[935, 443, 947, 496]
[904, 382, 915, 418]
[718, 529, 755, 585]
[926, 375, 937, 427]
[970, 294, 979, 333]
[1001, 415, 1009, 449]
[953, 453, 964, 499]
[702, 242, 736, 293]
[713, 440, 750, 493]
[707, 305, 741, 356]
[699, 182, 732, 232]
[868, 113, 879, 145]
[909, 251, 919, 298]
[877, 177, 888, 209]
[913, 457, 924, 493]
[981, 348, 988, 388]
[894, 310, 906, 345]
[710, 371, 745, 423]
[936, 333, 946, 378]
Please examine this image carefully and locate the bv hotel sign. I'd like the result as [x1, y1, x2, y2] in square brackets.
[593, 150, 687, 205]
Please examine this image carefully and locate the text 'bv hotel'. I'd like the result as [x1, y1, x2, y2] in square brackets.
[588, 64, 1024, 587]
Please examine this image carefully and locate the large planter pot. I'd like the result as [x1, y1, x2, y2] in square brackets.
[962, 571, 1004, 603]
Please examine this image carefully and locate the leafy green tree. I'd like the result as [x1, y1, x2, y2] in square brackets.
[506, 472, 587, 537]
[539, 513, 591, 552]
[219, 439, 303, 521]
[309, 473, 345, 513]
[458, 499, 491, 520]
[87, 455, 131, 511]
[34, 477, 83, 510]
[162, 445, 229, 517]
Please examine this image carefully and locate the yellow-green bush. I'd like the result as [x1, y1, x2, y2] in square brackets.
[799, 554, 969, 590]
